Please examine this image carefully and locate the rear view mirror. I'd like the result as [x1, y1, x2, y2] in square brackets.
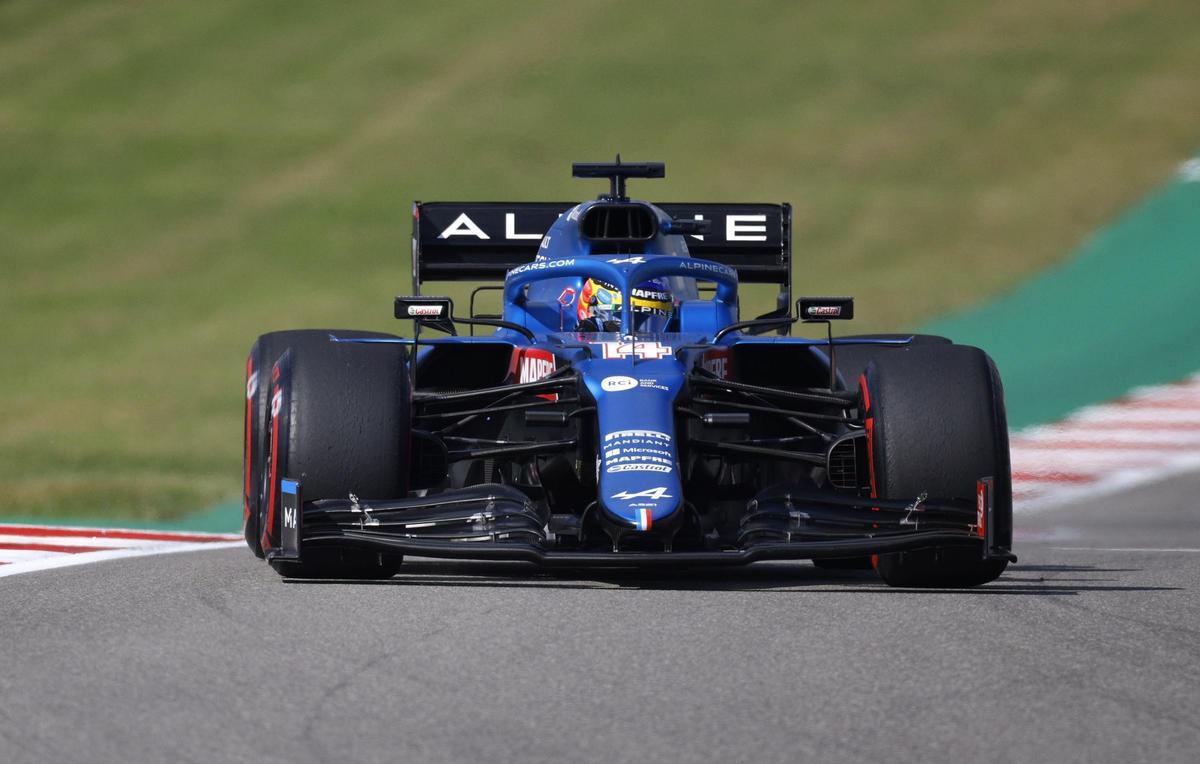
[395, 296, 456, 335]
[799, 296, 854, 321]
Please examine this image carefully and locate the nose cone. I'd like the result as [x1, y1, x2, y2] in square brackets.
[581, 355, 685, 536]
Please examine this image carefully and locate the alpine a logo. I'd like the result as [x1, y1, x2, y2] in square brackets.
[601, 375, 638, 392]
[611, 487, 673, 501]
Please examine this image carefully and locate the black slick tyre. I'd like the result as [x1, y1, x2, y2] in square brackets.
[811, 333, 951, 570]
[265, 335, 410, 579]
[243, 329, 397, 556]
[831, 334, 951, 390]
[862, 344, 1012, 587]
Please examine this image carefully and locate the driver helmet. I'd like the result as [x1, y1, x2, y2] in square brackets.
[576, 277, 673, 332]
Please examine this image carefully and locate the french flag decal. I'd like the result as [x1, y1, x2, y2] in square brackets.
[636, 507, 653, 531]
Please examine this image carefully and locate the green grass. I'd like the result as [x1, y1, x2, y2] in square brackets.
[3, 0, 1199, 521]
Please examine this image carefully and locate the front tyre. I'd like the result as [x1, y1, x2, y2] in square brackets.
[862, 344, 1012, 587]
[827, 333, 951, 391]
[252, 332, 410, 579]
[243, 330, 397, 557]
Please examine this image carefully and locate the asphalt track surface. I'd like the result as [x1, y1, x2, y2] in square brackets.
[3, 475, 1199, 763]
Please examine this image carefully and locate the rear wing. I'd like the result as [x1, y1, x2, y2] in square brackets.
[411, 202, 792, 306]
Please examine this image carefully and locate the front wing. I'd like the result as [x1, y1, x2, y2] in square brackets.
[265, 479, 1016, 569]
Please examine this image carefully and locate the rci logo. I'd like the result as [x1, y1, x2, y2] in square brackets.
[601, 376, 638, 392]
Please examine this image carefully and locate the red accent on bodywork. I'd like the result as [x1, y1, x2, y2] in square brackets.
[975, 480, 987, 539]
[510, 347, 558, 401]
[861, 374, 880, 540]
[860, 373, 877, 496]
[700, 347, 733, 380]
[262, 383, 281, 552]
[864, 418, 878, 500]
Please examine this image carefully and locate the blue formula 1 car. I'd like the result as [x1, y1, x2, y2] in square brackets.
[242, 160, 1015, 587]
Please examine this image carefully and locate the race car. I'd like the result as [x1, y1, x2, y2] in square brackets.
[242, 160, 1015, 587]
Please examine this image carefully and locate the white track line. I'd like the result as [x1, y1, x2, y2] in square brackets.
[0, 524, 243, 578]
[0, 533, 180, 549]
[1011, 372, 1200, 511]
[1052, 547, 1200, 553]
[0, 548, 77, 562]
[0, 540, 244, 578]
[1013, 429, 1200, 445]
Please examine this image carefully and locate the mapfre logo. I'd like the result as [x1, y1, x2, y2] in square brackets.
[601, 376, 638, 392]
[701, 349, 731, 380]
[512, 348, 558, 401]
[520, 354, 556, 383]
